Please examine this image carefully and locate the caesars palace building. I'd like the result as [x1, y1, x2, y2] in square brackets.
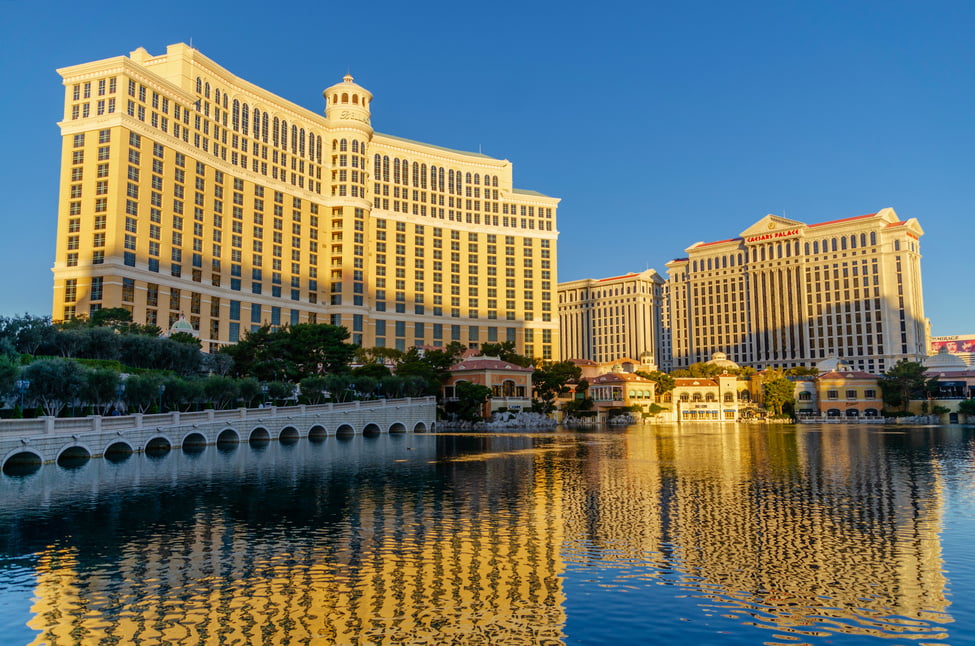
[559, 210, 928, 375]
[53, 44, 560, 358]
[663, 210, 927, 374]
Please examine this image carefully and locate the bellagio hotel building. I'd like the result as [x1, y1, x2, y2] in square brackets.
[53, 44, 560, 358]
[664, 210, 927, 374]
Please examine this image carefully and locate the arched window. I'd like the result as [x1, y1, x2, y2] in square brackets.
[393, 158, 400, 183]
[724, 392, 734, 402]
[473, 173, 480, 185]
[292, 125, 298, 153]
[705, 392, 715, 402]
[281, 120, 288, 149]
[439, 167, 444, 192]
[223, 94, 228, 109]
[340, 138, 347, 152]
[232, 99, 240, 131]
[870, 232, 876, 246]
[316, 135, 322, 163]
[850, 235, 857, 249]
[412, 162, 419, 186]
[299, 128, 305, 156]
[840, 237, 847, 250]
[383, 156, 389, 181]
[262, 113, 269, 142]
[492, 176, 498, 187]
[204, 81, 210, 98]
[430, 165, 437, 190]
[352, 94, 359, 104]
[421, 164, 427, 189]
[680, 393, 689, 402]
[860, 233, 867, 247]
[448, 170, 455, 192]
[374, 154, 381, 177]
[272, 117, 279, 146]
[465, 172, 472, 184]
[196, 77, 202, 94]
[401, 159, 409, 184]
[215, 88, 221, 104]
[242, 104, 249, 134]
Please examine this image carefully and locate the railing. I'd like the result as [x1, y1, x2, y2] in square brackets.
[0, 397, 434, 438]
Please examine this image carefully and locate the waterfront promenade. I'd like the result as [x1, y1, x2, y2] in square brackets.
[0, 396, 436, 472]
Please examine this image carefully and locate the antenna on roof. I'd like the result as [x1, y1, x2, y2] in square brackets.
[478, 144, 482, 154]
[189, 37, 193, 49]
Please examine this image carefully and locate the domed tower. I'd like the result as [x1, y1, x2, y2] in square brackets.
[321, 74, 374, 346]
[323, 74, 373, 133]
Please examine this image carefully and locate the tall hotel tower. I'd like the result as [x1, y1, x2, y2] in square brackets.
[665, 210, 927, 374]
[53, 45, 560, 358]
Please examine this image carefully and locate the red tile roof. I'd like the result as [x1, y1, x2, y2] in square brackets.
[807, 213, 876, 228]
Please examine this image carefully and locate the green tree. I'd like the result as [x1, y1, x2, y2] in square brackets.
[352, 362, 392, 380]
[636, 370, 675, 397]
[445, 381, 492, 422]
[163, 376, 205, 412]
[22, 359, 86, 417]
[202, 375, 241, 409]
[265, 380, 296, 405]
[0, 355, 20, 399]
[880, 360, 937, 411]
[2, 313, 56, 355]
[532, 361, 582, 414]
[122, 373, 166, 413]
[324, 374, 352, 401]
[90, 307, 132, 329]
[224, 324, 356, 381]
[170, 331, 203, 349]
[958, 399, 975, 419]
[479, 341, 533, 367]
[237, 378, 262, 407]
[299, 376, 329, 404]
[762, 370, 795, 418]
[785, 366, 820, 376]
[78, 366, 121, 415]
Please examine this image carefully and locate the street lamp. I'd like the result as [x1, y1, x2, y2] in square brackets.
[116, 382, 126, 416]
[15, 379, 30, 414]
[158, 383, 166, 413]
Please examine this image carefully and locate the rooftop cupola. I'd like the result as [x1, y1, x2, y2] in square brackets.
[323, 74, 373, 131]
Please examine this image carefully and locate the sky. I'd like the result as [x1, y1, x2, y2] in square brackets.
[0, 0, 971, 335]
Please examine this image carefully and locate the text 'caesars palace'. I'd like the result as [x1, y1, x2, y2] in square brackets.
[54, 44, 928, 373]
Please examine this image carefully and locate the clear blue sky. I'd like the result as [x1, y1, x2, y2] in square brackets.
[1, 1, 971, 335]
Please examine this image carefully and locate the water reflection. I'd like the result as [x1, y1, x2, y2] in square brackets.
[0, 424, 965, 644]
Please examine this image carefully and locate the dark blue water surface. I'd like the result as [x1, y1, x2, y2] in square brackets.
[1, 423, 973, 645]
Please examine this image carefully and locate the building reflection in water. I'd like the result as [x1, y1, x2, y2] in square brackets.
[3, 426, 953, 644]
[560, 426, 950, 641]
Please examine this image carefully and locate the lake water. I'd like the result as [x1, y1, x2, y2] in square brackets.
[1, 422, 974, 645]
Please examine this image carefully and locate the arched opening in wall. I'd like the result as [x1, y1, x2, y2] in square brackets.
[2, 451, 42, 476]
[864, 408, 879, 418]
[249, 428, 271, 447]
[827, 409, 841, 417]
[413, 421, 427, 433]
[280, 426, 300, 445]
[182, 432, 207, 455]
[335, 424, 355, 440]
[363, 423, 381, 438]
[104, 442, 133, 464]
[845, 409, 859, 418]
[145, 437, 171, 459]
[57, 446, 91, 470]
[217, 429, 240, 446]
[308, 425, 327, 442]
[389, 422, 406, 434]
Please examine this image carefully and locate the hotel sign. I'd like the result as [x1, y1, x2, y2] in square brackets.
[745, 228, 800, 243]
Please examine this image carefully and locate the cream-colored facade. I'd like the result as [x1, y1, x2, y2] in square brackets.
[557, 269, 665, 365]
[666, 209, 927, 373]
[53, 44, 559, 358]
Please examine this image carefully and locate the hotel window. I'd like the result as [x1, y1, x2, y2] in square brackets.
[90, 277, 103, 301]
